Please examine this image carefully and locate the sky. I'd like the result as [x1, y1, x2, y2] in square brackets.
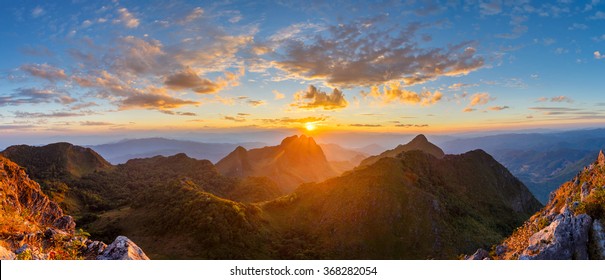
[1, 0, 604, 145]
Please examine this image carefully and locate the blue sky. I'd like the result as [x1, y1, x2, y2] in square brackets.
[1, 0, 604, 144]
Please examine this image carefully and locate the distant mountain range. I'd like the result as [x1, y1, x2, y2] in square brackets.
[89, 138, 266, 164]
[440, 128, 605, 203]
[0, 134, 546, 259]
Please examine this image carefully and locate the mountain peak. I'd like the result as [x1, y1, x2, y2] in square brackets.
[598, 150, 605, 166]
[409, 134, 428, 144]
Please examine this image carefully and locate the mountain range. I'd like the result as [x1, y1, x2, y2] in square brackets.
[440, 128, 605, 203]
[0, 134, 549, 259]
[216, 135, 338, 192]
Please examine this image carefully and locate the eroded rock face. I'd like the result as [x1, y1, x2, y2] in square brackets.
[590, 219, 605, 259]
[520, 210, 592, 260]
[1, 156, 149, 260]
[97, 236, 149, 260]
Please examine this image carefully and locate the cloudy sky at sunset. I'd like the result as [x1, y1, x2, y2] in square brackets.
[1, 0, 604, 144]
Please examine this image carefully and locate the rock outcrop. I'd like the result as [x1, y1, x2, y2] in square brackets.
[96, 236, 149, 260]
[484, 151, 605, 260]
[0, 155, 148, 260]
[519, 210, 592, 260]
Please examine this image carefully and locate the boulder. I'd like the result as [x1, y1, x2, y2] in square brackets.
[520, 210, 592, 260]
[97, 236, 149, 260]
[53, 216, 76, 233]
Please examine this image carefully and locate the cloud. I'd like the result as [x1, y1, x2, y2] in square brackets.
[119, 92, 199, 110]
[538, 96, 574, 103]
[480, 0, 502, 16]
[0, 125, 37, 131]
[80, 121, 115, 126]
[291, 85, 348, 110]
[247, 100, 266, 107]
[179, 7, 203, 24]
[595, 51, 605, 59]
[590, 11, 605, 20]
[568, 23, 588, 30]
[260, 116, 328, 124]
[364, 82, 442, 106]
[488, 106, 510, 111]
[272, 90, 285, 100]
[448, 83, 478, 90]
[350, 123, 382, 127]
[70, 102, 99, 110]
[20, 64, 67, 81]
[31, 6, 45, 18]
[114, 8, 140, 28]
[224, 115, 246, 122]
[469, 93, 492, 106]
[164, 67, 242, 94]
[462, 93, 493, 112]
[13, 111, 87, 118]
[272, 19, 483, 87]
[158, 110, 197, 116]
[395, 124, 429, 127]
[0, 88, 74, 106]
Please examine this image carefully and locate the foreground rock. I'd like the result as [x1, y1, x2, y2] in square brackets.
[97, 236, 149, 260]
[0, 155, 148, 260]
[478, 151, 605, 260]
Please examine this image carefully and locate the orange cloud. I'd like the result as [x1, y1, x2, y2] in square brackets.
[365, 82, 442, 106]
[291, 85, 348, 110]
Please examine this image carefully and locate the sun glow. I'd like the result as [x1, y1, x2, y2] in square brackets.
[305, 122, 316, 131]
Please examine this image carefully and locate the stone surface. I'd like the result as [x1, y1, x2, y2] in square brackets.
[97, 236, 149, 260]
[520, 210, 592, 260]
[466, 248, 490, 260]
[590, 219, 605, 260]
[52, 216, 76, 233]
[0, 245, 16, 260]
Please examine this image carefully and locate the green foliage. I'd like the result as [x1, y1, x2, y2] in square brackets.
[576, 188, 605, 219]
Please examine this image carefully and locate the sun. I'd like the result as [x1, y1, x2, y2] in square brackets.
[305, 122, 316, 131]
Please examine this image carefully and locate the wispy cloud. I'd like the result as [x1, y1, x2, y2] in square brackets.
[0, 88, 74, 106]
[463, 93, 493, 112]
[272, 90, 285, 100]
[114, 8, 140, 28]
[488, 106, 510, 111]
[537, 96, 574, 103]
[20, 64, 67, 81]
[595, 51, 605, 59]
[350, 123, 382, 127]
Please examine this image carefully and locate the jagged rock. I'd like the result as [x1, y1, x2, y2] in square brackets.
[590, 219, 605, 259]
[598, 150, 605, 166]
[466, 248, 490, 260]
[520, 211, 592, 260]
[495, 245, 507, 256]
[43, 228, 69, 241]
[97, 236, 149, 260]
[15, 244, 29, 254]
[52, 216, 76, 233]
[0, 245, 16, 260]
[580, 182, 589, 201]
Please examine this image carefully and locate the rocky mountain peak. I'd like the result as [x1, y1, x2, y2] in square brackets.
[409, 134, 429, 144]
[598, 150, 605, 166]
